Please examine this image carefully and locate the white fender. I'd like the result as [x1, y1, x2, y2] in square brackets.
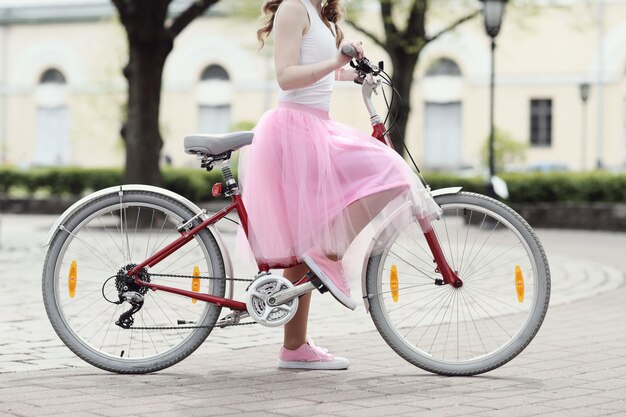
[43, 184, 235, 298]
[360, 187, 462, 311]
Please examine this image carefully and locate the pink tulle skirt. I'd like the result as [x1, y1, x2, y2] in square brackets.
[236, 102, 441, 269]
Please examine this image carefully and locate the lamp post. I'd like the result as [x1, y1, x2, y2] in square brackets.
[579, 82, 591, 171]
[480, 0, 508, 196]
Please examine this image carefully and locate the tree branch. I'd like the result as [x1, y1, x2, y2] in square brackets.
[168, 0, 220, 39]
[426, 10, 480, 44]
[111, 0, 129, 20]
[346, 20, 385, 49]
[406, 0, 427, 39]
[380, 0, 397, 37]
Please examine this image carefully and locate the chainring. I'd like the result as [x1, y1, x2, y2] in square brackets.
[245, 275, 298, 327]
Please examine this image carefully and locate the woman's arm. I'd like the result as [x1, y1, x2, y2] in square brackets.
[336, 67, 359, 82]
[274, 0, 353, 91]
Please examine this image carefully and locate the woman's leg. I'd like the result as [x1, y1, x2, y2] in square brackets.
[332, 186, 407, 259]
[282, 262, 312, 350]
[281, 187, 406, 348]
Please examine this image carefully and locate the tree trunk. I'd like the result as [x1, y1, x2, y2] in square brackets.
[112, 0, 218, 187]
[123, 43, 168, 186]
[388, 53, 419, 158]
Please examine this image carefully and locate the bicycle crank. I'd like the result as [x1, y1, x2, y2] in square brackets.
[245, 275, 299, 327]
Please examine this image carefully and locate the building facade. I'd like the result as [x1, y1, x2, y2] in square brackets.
[0, 0, 625, 172]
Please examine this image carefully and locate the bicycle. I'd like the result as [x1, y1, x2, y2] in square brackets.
[42, 47, 550, 376]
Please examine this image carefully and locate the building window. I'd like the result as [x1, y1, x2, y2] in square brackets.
[422, 58, 464, 169]
[425, 58, 462, 77]
[198, 64, 231, 134]
[200, 65, 229, 81]
[40, 68, 66, 84]
[530, 99, 552, 146]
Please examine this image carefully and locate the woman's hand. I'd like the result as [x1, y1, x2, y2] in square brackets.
[336, 40, 364, 67]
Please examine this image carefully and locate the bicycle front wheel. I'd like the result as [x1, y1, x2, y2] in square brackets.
[42, 191, 226, 374]
[366, 192, 550, 375]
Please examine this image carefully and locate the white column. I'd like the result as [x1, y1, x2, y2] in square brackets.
[0, 24, 7, 165]
[595, 0, 605, 169]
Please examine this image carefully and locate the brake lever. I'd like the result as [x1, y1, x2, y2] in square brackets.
[353, 60, 381, 77]
[354, 71, 366, 85]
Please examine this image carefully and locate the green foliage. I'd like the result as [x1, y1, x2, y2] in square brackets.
[0, 167, 225, 201]
[219, 0, 263, 20]
[162, 168, 225, 202]
[499, 172, 626, 204]
[422, 171, 626, 204]
[480, 128, 528, 172]
[1, 167, 625, 204]
[232, 120, 257, 131]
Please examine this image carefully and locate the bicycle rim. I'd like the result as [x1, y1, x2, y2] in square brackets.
[44, 193, 225, 372]
[367, 192, 549, 375]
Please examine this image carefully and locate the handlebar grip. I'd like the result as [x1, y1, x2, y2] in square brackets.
[341, 44, 358, 58]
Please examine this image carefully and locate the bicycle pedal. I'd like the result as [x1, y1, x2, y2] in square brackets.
[216, 311, 248, 328]
[307, 271, 329, 294]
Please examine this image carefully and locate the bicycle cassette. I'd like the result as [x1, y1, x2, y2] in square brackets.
[245, 274, 298, 327]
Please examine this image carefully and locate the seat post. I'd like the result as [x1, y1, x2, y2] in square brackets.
[219, 159, 239, 197]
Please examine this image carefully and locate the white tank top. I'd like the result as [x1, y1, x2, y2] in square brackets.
[276, 0, 337, 111]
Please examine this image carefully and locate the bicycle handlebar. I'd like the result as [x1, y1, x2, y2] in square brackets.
[342, 44, 382, 78]
[341, 44, 386, 124]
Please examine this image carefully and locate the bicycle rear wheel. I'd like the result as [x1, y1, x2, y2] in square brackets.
[42, 191, 226, 374]
[366, 192, 550, 375]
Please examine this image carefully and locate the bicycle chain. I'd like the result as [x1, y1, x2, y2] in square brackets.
[127, 272, 257, 329]
[148, 272, 254, 282]
[130, 322, 257, 330]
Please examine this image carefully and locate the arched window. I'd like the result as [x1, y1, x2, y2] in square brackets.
[35, 67, 70, 166]
[200, 65, 230, 81]
[40, 68, 67, 84]
[425, 58, 462, 77]
[198, 64, 231, 134]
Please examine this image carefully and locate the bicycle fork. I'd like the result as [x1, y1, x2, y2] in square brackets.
[419, 218, 463, 288]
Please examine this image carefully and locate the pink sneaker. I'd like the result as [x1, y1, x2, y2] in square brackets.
[301, 247, 357, 310]
[278, 340, 349, 370]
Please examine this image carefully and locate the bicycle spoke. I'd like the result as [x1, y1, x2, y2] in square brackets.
[388, 249, 436, 282]
[62, 228, 120, 271]
[145, 209, 156, 260]
[441, 213, 456, 271]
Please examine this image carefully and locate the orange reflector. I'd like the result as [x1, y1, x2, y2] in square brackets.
[68, 260, 77, 298]
[515, 265, 524, 303]
[390, 265, 399, 302]
[192, 265, 201, 304]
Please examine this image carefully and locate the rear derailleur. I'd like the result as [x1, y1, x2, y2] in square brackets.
[111, 264, 150, 329]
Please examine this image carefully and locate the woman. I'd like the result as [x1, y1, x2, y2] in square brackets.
[238, 0, 441, 370]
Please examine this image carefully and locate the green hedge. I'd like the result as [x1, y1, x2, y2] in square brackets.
[1, 167, 625, 203]
[422, 172, 626, 203]
[0, 167, 225, 201]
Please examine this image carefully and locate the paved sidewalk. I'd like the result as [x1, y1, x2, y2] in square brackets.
[0, 214, 625, 416]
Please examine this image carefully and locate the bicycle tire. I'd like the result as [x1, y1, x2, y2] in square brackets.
[42, 190, 226, 374]
[366, 192, 550, 375]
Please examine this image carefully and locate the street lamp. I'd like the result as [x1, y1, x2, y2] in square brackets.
[480, 0, 508, 197]
[579, 82, 591, 171]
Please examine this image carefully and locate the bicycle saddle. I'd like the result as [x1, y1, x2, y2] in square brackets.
[184, 131, 254, 156]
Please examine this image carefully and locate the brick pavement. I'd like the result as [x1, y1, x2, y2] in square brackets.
[0, 214, 625, 416]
